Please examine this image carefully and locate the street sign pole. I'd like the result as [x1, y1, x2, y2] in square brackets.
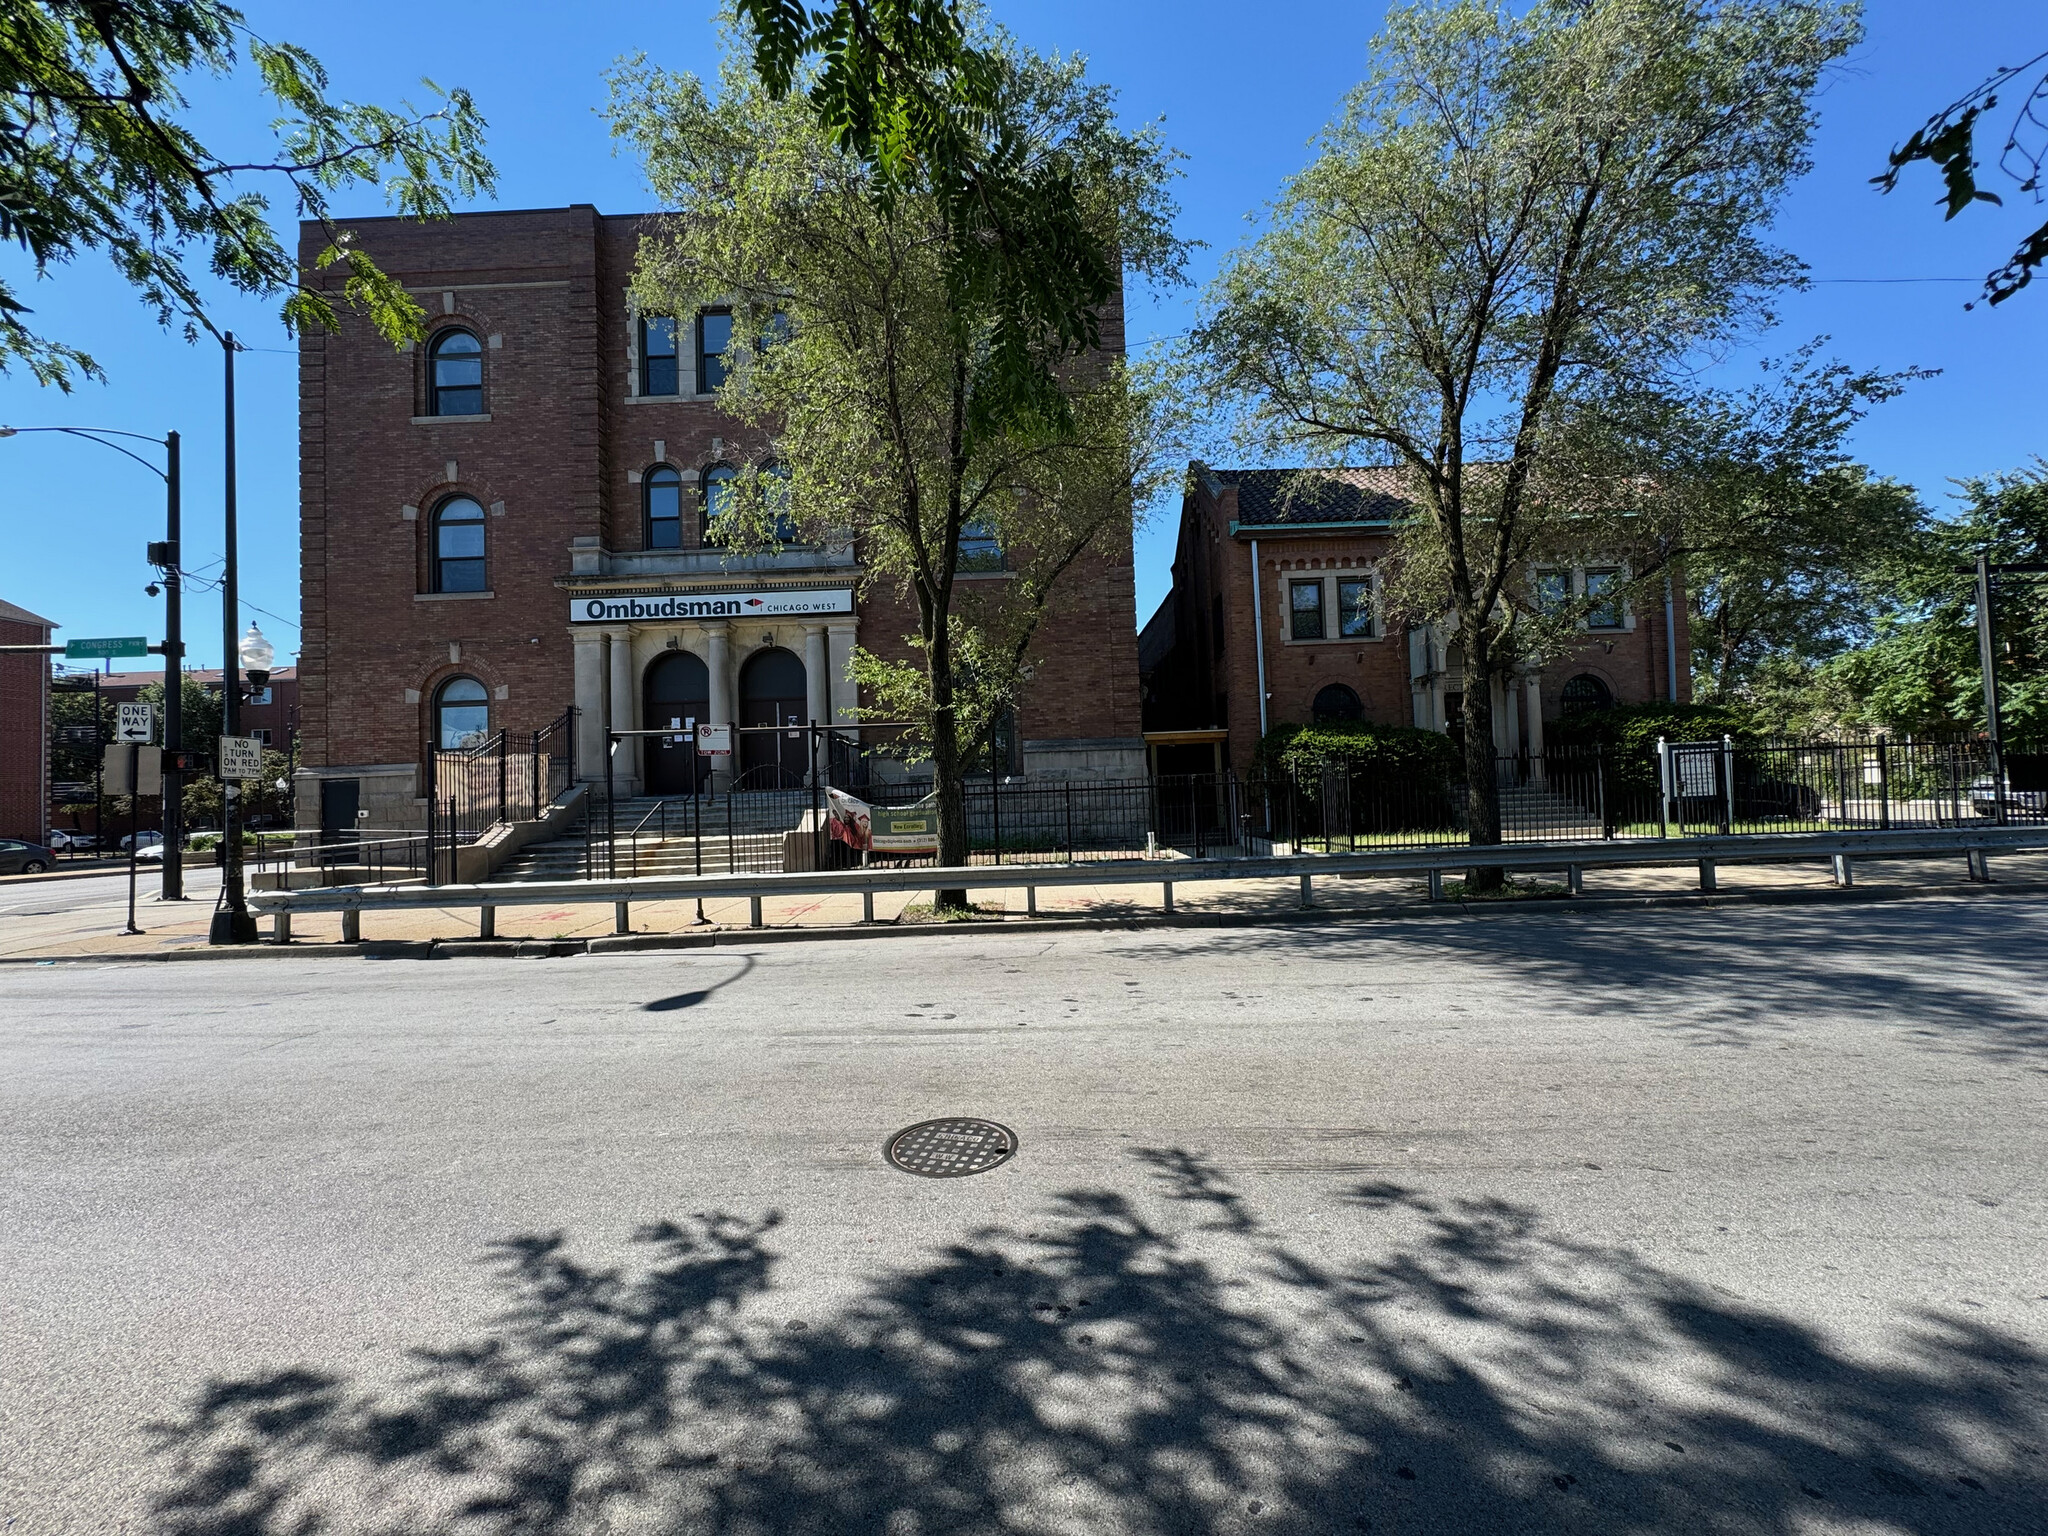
[126, 743, 142, 935]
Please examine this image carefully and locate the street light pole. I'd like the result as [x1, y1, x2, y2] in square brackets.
[0, 421, 183, 895]
[160, 430, 185, 898]
[211, 332, 258, 945]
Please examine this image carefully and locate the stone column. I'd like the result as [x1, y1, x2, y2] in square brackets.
[705, 621, 733, 790]
[803, 625, 831, 785]
[1524, 671, 1545, 785]
[573, 630, 606, 782]
[1490, 673, 1511, 756]
[607, 626, 638, 795]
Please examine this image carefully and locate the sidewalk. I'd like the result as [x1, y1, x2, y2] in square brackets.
[6, 847, 2044, 961]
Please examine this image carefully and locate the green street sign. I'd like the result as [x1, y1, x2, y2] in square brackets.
[65, 636, 150, 660]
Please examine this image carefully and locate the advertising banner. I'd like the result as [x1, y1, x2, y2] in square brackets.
[826, 787, 939, 855]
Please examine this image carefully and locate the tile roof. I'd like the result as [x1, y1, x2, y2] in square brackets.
[1218, 466, 1416, 527]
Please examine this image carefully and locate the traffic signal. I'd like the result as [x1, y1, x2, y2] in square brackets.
[162, 749, 213, 774]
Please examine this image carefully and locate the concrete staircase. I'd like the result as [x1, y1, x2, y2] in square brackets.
[1499, 781, 1605, 838]
[488, 793, 811, 883]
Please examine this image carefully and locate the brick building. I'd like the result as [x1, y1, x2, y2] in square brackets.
[0, 598, 56, 842]
[1143, 465, 1690, 776]
[296, 205, 1143, 835]
[90, 666, 301, 751]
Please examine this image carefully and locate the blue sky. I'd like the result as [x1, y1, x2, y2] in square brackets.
[2, 0, 2042, 668]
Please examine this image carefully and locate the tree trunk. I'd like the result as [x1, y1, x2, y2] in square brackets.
[1462, 632, 1505, 895]
[927, 624, 970, 911]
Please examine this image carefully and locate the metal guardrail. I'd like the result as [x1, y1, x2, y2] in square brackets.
[247, 825, 2046, 941]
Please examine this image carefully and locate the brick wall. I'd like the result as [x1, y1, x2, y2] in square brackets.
[0, 608, 52, 841]
[301, 205, 1144, 806]
[1156, 472, 1693, 776]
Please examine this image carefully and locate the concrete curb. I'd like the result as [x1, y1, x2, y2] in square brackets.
[6, 876, 2045, 965]
[0, 860, 143, 886]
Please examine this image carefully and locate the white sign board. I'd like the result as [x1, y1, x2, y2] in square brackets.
[569, 588, 854, 625]
[218, 735, 263, 781]
[696, 724, 732, 756]
[116, 702, 154, 743]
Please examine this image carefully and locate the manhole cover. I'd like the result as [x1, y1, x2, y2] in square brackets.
[885, 1117, 1018, 1178]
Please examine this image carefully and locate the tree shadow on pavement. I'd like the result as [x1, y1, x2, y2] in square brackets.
[1106, 899, 2048, 1064]
[147, 1156, 2046, 1535]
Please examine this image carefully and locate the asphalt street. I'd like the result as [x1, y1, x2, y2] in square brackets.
[0, 866, 222, 957]
[3, 895, 2045, 1535]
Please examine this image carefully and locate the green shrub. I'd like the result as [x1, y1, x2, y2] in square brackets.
[1545, 702, 1751, 755]
[1255, 720, 1461, 781]
[1545, 703, 1752, 797]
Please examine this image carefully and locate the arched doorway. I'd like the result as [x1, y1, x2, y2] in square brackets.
[1312, 683, 1364, 723]
[643, 650, 711, 795]
[739, 646, 808, 787]
[1561, 672, 1614, 713]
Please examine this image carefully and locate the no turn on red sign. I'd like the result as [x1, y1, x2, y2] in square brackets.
[218, 735, 263, 780]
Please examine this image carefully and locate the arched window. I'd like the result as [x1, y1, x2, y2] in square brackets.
[645, 466, 682, 549]
[432, 496, 486, 593]
[435, 676, 489, 749]
[428, 329, 483, 416]
[701, 463, 737, 541]
[1561, 673, 1614, 714]
[1312, 684, 1364, 723]
[639, 316, 678, 396]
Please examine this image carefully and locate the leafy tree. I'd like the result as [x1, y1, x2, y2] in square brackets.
[731, 0, 1116, 426]
[1823, 465, 2048, 741]
[607, 27, 1184, 888]
[1187, 0, 1859, 886]
[2, 0, 495, 388]
[1873, 48, 2048, 309]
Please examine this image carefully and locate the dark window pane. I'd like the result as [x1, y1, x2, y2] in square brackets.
[641, 316, 678, 395]
[1586, 569, 1624, 629]
[958, 520, 1004, 572]
[431, 330, 483, 415]
[1313, 684, 1363, 722]
[1338, 580, 1374, 638]
[1561, 674, 1614, 713]
[703, 464, 737, 534]
[698, 310, 732, 391]
[647, 468, 682, 548]
[433, 499, 485, 592]
[764, 462, 797, 541]
[437, 521, 484, 559]
[1290, 580, 1325, 641]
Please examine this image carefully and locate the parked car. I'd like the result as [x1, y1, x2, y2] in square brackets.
[1736, 777, 1825, 821]
[135, 842, 166, 862]
[0, 840, 55, 875]
[47, 829, 96, 852]
[1969, 775, 2048, 818]
[119, 830, 164, 851]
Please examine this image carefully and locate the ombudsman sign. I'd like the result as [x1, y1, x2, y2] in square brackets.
[570, 589, 854, 624]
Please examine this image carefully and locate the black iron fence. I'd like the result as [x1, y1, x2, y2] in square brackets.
[250, 829, 431, 889]
[578, 734, 2036, 879]
[425, 708, 577, 860]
